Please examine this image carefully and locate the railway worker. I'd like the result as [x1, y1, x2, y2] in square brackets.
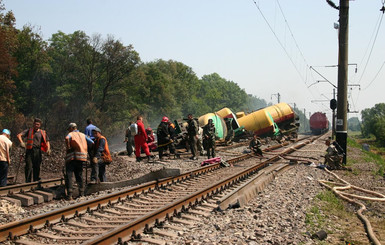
[157, 117, 173, 160]
[187, 114, 199, 160]
[203, 119, 216, 159]
[84, 119, 97, 141]
[324, 137, 342, 170]
[167, 120, 176, 156]
[249, 134, 263, 156]
[0, 129, 12, 187]
[65, 123, 93, 199]
[146, 127, 157, 152]
[134, 115, 152, 162]
[17, 118, 51, 183]
[124, 121, 134, 156]
[91, 127, 112, 183]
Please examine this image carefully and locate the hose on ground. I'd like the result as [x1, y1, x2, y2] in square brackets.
[318, 168, 384, 245]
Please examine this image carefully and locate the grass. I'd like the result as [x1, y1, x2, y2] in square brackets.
[305, 190, 346, 234]
[347, 135, 385, 176]
[305, 190, 359, 244]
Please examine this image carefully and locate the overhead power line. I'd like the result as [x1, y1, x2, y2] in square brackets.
[251, 0, 307, 85]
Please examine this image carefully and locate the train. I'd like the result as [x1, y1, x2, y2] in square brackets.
[309, 112, 329, 135]
[173, 102, 299, 146]
[236, 102, 300, 140]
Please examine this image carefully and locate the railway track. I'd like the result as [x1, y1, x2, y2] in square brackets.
[0, 140, 259, 207]
[0, 135, 320, 244]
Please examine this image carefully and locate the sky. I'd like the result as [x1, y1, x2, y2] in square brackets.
[3, 0, 385, 121]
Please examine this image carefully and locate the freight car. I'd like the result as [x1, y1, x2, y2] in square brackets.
[309, 112, 329, 135]
[236, 102, 299, 139]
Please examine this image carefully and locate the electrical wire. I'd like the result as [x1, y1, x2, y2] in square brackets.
[276, 0, 310, 75]
[362, 60, 385, 90]
[357, 12, 384, 85]
[251, 0, 307, 85]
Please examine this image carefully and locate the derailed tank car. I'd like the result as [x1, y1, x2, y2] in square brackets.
[236, 102, 299, 139]
[309, 112, 329, 135]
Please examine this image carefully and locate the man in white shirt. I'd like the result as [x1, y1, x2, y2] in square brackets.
[0, 129, 12, 187]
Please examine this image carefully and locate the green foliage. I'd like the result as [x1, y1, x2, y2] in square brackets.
[293, 107, 309, 133]
[361, 103, 385, 144]
[305, 190, 348, 237]
[315, 190, 344, 211]
[347, 135, 385, 176]
[347, 117, 361, 131]
[1, 5, 268, 139]
[346, 136, 360, 148]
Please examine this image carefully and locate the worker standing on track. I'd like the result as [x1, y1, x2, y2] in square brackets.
[91, 127, 112, 183]
[17, 118, 50, 183]
[203, 119, 216, 159]
[134, 115, 152, 162]
[64, 123, 93, 199]
[157, 117, 172, 160]
[0, 129, 12, 187]
[167, 120, 176, 157]
[124, 121, 134, 157]
[84, 119, 97, 141]
[187, 114, 199, 160]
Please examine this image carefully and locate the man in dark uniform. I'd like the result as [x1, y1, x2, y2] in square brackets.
[249, 134, 263, 156]
[203, 119, 216, 159]
[167, 120, 176, 157]
[157, 117, 172, 160]
[124, 121, 134, 156]
[324, 137, 342, 170]
[187, 114, 199, 160]
[17, 118, 51, 182]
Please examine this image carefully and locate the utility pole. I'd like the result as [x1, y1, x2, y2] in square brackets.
[271, 93, 281, 104]
[303, 108, 306, 133]
[332, 88, 336, 139]
[336, 0, 349, 164]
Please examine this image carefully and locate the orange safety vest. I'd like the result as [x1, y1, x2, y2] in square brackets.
[65, 131, 88, 162]
[95, 135, 112, 163]
[26, 128, 48, 152]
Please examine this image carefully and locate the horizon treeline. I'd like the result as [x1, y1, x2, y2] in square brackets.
[0, 4, 269, 139]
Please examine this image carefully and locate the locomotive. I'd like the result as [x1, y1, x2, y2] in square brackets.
[309, 112, 329, 135]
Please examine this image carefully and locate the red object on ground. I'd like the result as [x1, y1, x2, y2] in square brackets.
[201, 157, 221, 166]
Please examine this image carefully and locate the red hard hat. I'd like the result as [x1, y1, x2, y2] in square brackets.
[146, 127, 152, 132]
[162, 116, 169, 122]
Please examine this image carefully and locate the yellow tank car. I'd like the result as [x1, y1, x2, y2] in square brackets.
[265, 102, 295, 124]
[236, 112, 245, 119]
[237, 109, 277, 136]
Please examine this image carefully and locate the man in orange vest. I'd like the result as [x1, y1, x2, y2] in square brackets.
[17, 118, 51, 183]
[91, 127, 112, 183]
[65, 123, 94, 200]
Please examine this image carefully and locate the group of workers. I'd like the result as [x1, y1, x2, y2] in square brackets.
[124, 114, 217, 162]
[0, 118, 112, 200]
[0, 114, 346, 201]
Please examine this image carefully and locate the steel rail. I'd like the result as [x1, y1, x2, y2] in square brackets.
[85, 136, 318, 244]
[0, 178, 64, 196]
[0, 162, 224, 241]
[0, 135, 317, 243]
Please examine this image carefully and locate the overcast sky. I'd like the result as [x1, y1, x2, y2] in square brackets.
[4, 0, 385, 121]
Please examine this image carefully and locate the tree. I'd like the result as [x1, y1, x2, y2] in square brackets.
[361, 103, 385, 145]
[200, 73, 248, 113]
[347, 117, 360, 132]
[13, 25, 51, 116]
[0, 2, 19, 129]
